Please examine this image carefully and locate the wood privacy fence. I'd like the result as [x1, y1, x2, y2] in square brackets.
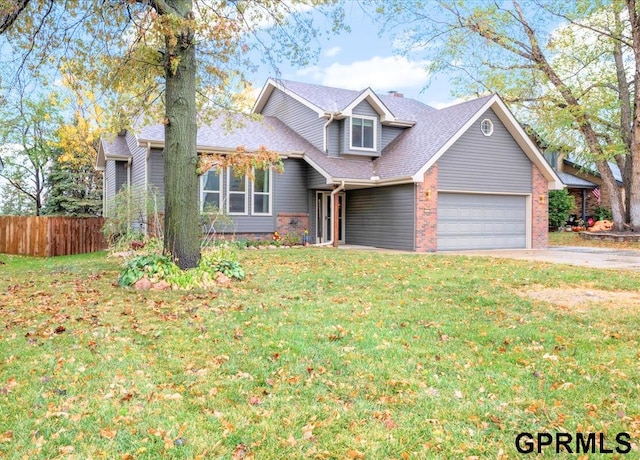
[0, 216, 107, 257]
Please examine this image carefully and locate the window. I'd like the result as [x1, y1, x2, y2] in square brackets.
[227, 169, 247, 214]
[481, 118, 493, 136]
[201, 169, 221, 212]
[351, 116, 376, 150]
[252, 168, 271, 215]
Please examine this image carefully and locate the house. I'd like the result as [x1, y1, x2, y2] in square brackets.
[543, 150, 623, 223]
[97, 79, 563, 251]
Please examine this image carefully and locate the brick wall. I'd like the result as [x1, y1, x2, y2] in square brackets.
[532, 165, 549, 249]
[276, 212, 310, 243]
[415, 164, 438, 252]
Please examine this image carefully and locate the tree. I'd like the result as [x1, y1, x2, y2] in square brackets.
[376, 0, 640, 231]
[0, 181, 34, 215]
[1, 1, 343, 268]
[0, 95, 61, 216]
[42, 152, 102, 216]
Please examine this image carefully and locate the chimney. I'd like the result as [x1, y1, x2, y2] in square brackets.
[387, 90, 404, 98]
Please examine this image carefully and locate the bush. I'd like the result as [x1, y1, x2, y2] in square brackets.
[118, 253, 179, 287]
[593, 206, 613, 221]
[548, 189, 574, 229]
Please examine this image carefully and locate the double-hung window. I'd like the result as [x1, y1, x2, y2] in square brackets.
[227, 169, 248, 214]
[351, 116, 376, 150]
[201, 169, 221, 212]
[252, 168, 271, 215]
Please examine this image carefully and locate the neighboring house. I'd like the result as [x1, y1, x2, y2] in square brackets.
[544, 150, 623, 222]
[97, 79, 562, 251]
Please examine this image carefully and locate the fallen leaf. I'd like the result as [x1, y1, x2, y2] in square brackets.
[100, 427, 117, 440]
[59, 445, 75, 454]
[348, 449, 365, 459]
[0, 431, 13, 443]
[233, 443, 248, 459]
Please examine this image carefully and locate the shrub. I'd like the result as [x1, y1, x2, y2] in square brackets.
[102, 185, 163, 252]
[548, 189, 574, 229]
[118, 253, 179, 287]
[593, 206, 613, 221]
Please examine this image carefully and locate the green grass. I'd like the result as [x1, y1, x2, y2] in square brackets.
[1, 249, 639, 458]
[549, 230, 640, 249]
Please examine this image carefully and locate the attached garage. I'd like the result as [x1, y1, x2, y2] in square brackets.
[437, 193, 527, 250]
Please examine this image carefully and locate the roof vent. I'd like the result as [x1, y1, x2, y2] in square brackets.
[387, 90, 404, 98]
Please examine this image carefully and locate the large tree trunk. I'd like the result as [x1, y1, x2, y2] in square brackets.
[163, 0, 200, 269]
[629, 0, 640, 231]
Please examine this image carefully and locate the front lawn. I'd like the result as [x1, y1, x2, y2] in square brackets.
[1, 249, 639, 458]
[549, 230, 640, 250]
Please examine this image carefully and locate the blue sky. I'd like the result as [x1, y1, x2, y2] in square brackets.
[250, 5, 457, 109]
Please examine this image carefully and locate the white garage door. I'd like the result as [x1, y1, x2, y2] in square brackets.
[437, 193, 527, 250]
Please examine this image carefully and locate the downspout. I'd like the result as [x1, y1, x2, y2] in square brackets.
[323, 113, 335, 153]
[144, 142, 151, 234]
[126, 157, 132, 230]
[316, 181, 345, 247]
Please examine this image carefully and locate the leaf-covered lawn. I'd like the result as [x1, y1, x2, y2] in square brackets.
[1, 249, 639, 458]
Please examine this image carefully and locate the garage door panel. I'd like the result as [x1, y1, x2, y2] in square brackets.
[437, 193, 527, 250]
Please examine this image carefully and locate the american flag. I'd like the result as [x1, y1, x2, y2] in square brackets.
[592, 186, 601, 204]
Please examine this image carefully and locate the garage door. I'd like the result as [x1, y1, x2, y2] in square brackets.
[437, 193, 527, 250]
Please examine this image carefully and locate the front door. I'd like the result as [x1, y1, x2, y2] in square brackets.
[316, 191, 345, 244]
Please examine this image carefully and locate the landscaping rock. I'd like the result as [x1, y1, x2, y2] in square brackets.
[152, 280, 171, 291]
[133, 277, 152, 290]
[215, 272, 231, 288]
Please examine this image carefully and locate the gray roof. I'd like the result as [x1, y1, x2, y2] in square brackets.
[376, 95, 493, 179]
[115, 80, 530, 183]
[101, 134, 132, 158]
[557, 171, 596, 188]
[276, 78, 436, 121]
[136, 114, 376, 181]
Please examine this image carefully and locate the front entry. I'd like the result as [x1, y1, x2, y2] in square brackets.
[316, 191, 345, 244]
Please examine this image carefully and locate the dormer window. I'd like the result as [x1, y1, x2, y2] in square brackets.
[351, 116, 376, 150]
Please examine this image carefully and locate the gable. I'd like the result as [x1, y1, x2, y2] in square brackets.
[438, 109, 532, 193]
[261, 88, 325, 152]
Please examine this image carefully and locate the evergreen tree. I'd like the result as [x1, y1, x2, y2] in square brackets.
[43, 154, 102, 216]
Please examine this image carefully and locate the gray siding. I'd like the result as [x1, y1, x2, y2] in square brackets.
[105, 161, 116, 216]
[345, 184, 415, 250]
[126, 130, 147, 193]
[148, 148, 165, 211]
[327, 122, 340, 157]
[276, 159, 308, 213]
[307, 164, 328, 189]
[261, 88, 325, 151]
[438, 109, 532, 193]
[381, 126, 405, 150]
[341, 100, 382, 157]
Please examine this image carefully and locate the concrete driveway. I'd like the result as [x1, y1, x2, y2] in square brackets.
[447, 246, 640, 270]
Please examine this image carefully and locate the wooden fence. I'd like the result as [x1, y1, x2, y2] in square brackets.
[0, 216, 106, 257]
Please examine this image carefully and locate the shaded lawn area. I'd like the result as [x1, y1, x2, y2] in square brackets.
[1, 249, 639, 458]
[549, 230, 640, 250]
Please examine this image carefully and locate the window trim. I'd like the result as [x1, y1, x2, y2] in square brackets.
[226, 168, 248, 215]
[350, 115, 377, 151]
[481, 118, 494, 136]
[251, 167, 272, 216]
[200, 168, 222, 213]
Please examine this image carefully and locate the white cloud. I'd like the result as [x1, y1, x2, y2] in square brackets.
[324, 46, 341, 58]
[296, 56, 429, 93]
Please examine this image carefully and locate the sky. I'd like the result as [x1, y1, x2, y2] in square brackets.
[249, 4, 457, 109]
